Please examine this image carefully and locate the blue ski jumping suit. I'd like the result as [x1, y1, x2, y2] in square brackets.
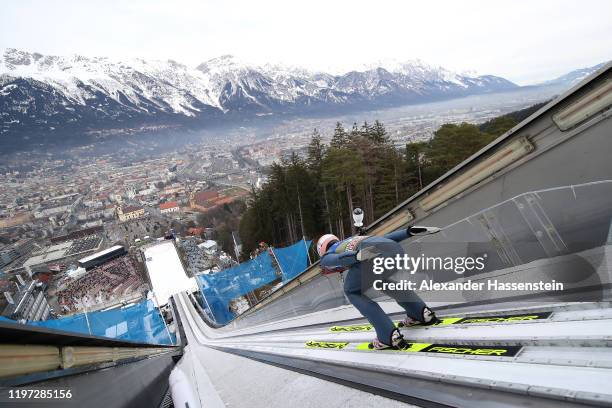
[320, 229, 427, 343]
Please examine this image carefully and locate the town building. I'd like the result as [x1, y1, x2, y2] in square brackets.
[189, 189, 246, 213]
[190, 190, 220, 212]
[1, 279, 51, 322]
[50, 226, 104, 244]
[160, 201, 180, 214]
[199, 240, 218, 256]
[187, 227, 205, 236]
[117, 205, 145, 222]
[0, 238, 36, 267]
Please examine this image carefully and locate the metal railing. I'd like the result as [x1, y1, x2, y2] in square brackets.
[0, 344, 174, 379]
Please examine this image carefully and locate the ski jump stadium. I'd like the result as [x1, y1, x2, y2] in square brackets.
[1, 62, 612, 408]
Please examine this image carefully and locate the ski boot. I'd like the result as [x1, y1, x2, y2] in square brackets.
[368, 328, 408, 350]
[419, 306, 440, 326]
[398, 307, 440, 328]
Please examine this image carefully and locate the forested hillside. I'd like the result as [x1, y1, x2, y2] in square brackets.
[238, 102, 546, 257]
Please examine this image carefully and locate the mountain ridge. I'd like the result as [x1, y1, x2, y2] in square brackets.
[537, 62, 607, 87]
[0, 48, 605, 151]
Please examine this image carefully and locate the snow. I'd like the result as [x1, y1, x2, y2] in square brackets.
[144, 241, 198, 307]
[0, 48, 222, 114]
[0, 48, 515, 118]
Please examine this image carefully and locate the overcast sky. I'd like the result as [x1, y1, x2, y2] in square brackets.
[1, 0, 610, 85]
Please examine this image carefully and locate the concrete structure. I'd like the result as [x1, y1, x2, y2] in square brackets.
[0, 247, 19, 267]
[50, 226, 103, 244]
[33, 193, 81, 219]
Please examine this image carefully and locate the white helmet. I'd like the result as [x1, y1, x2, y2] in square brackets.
[317, 234, 339, 257]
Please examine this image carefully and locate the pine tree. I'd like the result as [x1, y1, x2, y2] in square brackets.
[306, 129, 330, 234]
[426, 123, 494, 180]
[370, 120, 389, 144]
[405, 141, 427, 192]
[322, 147, 366, 236]
[286, 153, 322, 240]
[306, 129, 325, 172]
[330, 122, 349, 148]
[372, 146, 404, 218]
[350, 122, 360, 139]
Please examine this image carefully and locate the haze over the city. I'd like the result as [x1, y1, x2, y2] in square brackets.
[1, 0, 610, 85]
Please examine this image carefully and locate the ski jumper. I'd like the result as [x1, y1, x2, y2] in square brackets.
[320, 229, 427, 343]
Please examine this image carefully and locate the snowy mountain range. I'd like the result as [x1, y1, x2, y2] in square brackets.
[537, 62, 607, 87]
[0, 48, 605, 151]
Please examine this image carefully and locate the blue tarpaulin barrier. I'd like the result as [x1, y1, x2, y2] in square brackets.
[1, 299, 174, 345]
[197, 240, 311, 324]
[273, 240, 311, 281]
[197, 251, 278, 324]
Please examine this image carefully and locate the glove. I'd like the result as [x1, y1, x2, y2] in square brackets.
[356, 246, 381, 262]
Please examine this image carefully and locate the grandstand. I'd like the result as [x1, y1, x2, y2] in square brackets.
[56, 254, 147, 314]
